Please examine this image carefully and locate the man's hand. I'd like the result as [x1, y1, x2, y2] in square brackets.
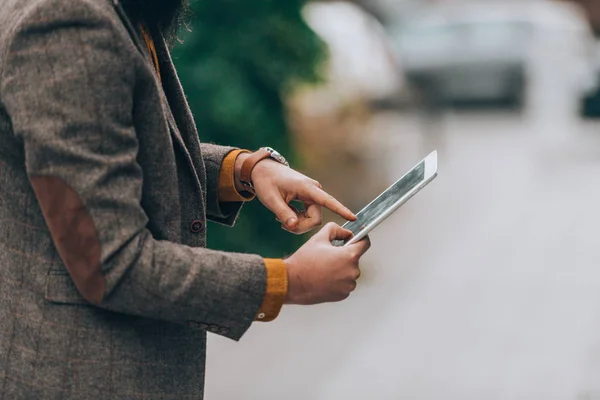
[283, 222, 371, 305]
[234, 153, 357, 234]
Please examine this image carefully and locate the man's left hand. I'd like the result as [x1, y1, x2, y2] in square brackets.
[236, 155, 357, 234]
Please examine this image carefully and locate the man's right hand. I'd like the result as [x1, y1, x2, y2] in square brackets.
[284, 222, 371, 305]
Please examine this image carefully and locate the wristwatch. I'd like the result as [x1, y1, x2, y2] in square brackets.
[240, 147, 289, 194]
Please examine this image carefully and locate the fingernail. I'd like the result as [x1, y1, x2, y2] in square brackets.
[286, 217, 297, 228]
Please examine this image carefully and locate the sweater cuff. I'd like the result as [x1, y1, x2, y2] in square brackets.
[255, 259, 288, 322]
[218, 149, 255, 202]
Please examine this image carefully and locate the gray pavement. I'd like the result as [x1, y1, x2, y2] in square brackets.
[205, 108, 600, 399]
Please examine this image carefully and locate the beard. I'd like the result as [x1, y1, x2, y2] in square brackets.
[121, 0, 189, 44]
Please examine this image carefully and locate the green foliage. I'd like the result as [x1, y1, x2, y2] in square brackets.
[172, 0, 326, 257]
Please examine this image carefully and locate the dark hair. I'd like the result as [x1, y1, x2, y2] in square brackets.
[120, 0, 190, 45]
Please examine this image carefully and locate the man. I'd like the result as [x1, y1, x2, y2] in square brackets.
[0, 0, 371, 398]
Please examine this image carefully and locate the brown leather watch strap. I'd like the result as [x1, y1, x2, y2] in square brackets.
[240, 148, 272, 193]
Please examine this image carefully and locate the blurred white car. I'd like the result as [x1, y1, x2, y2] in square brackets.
[581, 39, 600, 117]
[386, 1, 598, 108]
[299, 1, 404, 111]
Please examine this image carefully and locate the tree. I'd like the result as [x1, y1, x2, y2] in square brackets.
[172, 0, 327, 257]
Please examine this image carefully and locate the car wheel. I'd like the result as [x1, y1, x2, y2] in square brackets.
[581, 91, 600, 118]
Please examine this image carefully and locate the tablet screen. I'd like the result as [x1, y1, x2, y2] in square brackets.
[341, 160, 426, 240]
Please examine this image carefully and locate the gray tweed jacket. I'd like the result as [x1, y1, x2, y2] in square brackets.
[0, 0, 268, 398]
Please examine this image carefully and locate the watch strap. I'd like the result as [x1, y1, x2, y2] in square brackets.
[240, 148, 272, 193]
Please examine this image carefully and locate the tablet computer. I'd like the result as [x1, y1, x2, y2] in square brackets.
[333, 150, 438, 247]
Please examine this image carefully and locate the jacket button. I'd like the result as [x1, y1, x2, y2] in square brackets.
[186, 321, 209, 330]
[208, 325, 219, 333]
[218, 327, 230, 335]
[190, 220, 203, 233]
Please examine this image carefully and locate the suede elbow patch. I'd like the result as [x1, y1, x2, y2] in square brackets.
[30, 175, 105, 305]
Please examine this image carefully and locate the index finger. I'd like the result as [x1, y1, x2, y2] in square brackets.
[303, 186, 357, 221]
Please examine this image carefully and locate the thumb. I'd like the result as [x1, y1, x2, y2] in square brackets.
[346, 235, 371, 257]
[317, 222, 353, 242]
[269, 194, 299, 230]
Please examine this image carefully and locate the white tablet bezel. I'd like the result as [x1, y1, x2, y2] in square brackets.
[342, 150, 438, 246]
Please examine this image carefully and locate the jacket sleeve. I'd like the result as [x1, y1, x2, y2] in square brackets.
[0, 0, 266, 341]
[201, 143, 248, 226]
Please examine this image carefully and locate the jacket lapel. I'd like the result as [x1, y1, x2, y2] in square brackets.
[112, 0, 146, 55]
[152, 33, 208, 189]
[111, 1, 206, 193]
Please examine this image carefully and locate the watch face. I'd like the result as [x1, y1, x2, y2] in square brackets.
[263, 147, 289, 166]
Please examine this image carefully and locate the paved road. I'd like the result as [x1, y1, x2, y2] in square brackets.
[205, 108, 600, 400]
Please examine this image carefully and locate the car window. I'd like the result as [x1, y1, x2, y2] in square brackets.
[400, 20, 530, 43]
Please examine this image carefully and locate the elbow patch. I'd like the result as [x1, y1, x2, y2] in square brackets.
[30, 175, 105, 305]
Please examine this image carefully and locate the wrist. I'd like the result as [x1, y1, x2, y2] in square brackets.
[233, 151, 251, 194]
[283, 257, 301, 305]
[238, 147, 289, 194]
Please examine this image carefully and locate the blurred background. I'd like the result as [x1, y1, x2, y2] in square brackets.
[173, 0, 600, 398]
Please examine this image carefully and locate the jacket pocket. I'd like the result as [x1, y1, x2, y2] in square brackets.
[44, 271, 91, 306]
